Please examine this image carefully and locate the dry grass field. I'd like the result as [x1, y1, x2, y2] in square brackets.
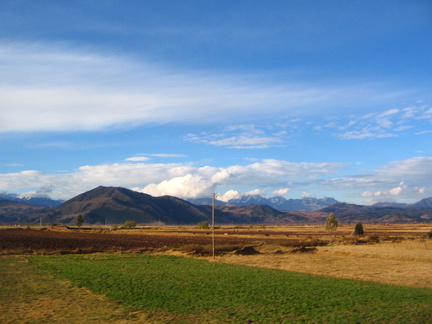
[211, 240, 432, 289]
[178, 224, 432, 289]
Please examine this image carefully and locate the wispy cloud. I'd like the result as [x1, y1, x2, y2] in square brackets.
[125, 157, 151, 162]
[4, 163, 23, 167]
[0, 42, 421, 133]
[125, 153, 187, 161]
[323, 105, 432, 139]
[185, 124, 286, 149]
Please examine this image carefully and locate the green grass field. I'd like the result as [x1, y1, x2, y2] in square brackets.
[31, 254, 432, 323]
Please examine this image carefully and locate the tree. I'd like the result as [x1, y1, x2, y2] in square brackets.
[325, 213, 338, 231]
[198, 221, 209, 229]
[354, 222, 364, 236]
[122, 220, 136, 229]
[76, 214, 83, 227]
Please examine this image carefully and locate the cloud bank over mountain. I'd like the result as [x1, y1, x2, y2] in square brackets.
[1, 157, 431, 205]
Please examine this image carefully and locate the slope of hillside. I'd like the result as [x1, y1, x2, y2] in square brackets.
[0, 199, 53, 223]
[217, 204, 309, 224]
[409, 197, 432, 208]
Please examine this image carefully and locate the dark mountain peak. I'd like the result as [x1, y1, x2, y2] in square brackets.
[62, 186, 152, 205]
[409, 197, 432, 208]
[53, 186, 210, 225]
[319, 202, 371, 213]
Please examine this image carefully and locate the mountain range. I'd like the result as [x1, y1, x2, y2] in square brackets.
[188, 195, 339, 211]
[0, 186, 431, 225]
[0, 193, 63, 207]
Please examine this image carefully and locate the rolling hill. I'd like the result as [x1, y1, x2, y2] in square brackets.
[47, 186, 211, 225]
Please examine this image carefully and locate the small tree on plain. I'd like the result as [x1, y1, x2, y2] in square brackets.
[198, 221, 209, 229]
[76, 214, 83, 227]
[325, 213, 338, 232]
[354, 222, 364, 236]
[122, 220, 136, 229]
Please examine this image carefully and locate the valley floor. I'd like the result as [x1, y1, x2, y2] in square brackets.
[1, 224, 431, 323]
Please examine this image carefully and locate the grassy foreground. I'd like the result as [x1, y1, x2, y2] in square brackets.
[29, 254, 432, 323]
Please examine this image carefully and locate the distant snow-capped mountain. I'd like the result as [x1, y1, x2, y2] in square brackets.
[0, 193, 63, 207]
[187, 195, 340, 211]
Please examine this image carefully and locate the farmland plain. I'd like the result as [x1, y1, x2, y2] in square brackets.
[0, 224, 431, 323]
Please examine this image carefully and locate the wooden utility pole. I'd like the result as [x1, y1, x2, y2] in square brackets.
[211, 193, 216, 259]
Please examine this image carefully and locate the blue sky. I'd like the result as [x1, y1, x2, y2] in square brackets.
[1, 0, 432, 204]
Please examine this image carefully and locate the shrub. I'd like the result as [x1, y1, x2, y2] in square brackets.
[198, 221, 209, 229]
[427, 230, 432, 239]
[354, 222, 364, 236]
[325, 213, 338, 231]
[122, 221, 136, 229]
[178, 244, 241, 256]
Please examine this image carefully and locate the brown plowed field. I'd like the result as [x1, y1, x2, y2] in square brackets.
[0, 224, 428, 255]
[0, 228, 281, 254]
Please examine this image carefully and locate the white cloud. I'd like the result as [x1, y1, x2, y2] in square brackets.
[245, 189, 266, 196]
[273, 188, 290, 196]
[332, 105, 432, 140]
[141, 174, 216, 198]
[389, 186, 403, 196]
[362, 191, 384, 198]
[125, 157, 151, 162]
[0, 159, 343, 200]
[416, 187, 426, 194]
[19, 185, 54, 199]
[218, 190, 242, 202]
